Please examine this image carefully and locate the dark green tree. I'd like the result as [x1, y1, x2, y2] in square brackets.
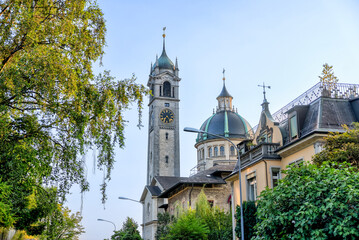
[0, 0, 148, 233]
[235, 201, 257, 240]
[0, 181, 14, 228]
[109, 217, 142, 240]
[156, 212, 175, 240]
[254, 162, 359, 239]
[313, 123, 359, 168]
[162, 209, 209, 240]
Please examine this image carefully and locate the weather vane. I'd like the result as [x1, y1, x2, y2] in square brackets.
[258, 82, 271, 101]
[222, 68, 225, 81]
[163, 27, 166, 38]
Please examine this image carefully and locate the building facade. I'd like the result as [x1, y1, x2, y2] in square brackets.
[226, 82, 359, 207]
[141, 31, 180, 240]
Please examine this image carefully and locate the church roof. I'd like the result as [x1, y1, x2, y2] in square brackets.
[158, 165, 234, 198]
[146, 186, 162, 196]
[154, 176, 187, 190]
[217, 83, 232, 98]
[153, 50, 175, 71]
[152, 33, 175, 72]
[197, 111, 252, 142]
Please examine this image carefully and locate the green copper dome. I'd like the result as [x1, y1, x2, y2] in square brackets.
[153, 50, 175, 70]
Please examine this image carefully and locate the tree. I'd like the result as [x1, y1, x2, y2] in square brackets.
[0, 181, 14, 228]
[235, 201, 257, 240]
[39, 205, 84, 240]
[162, 190, 232, 240]
[109, 217, 142, 240]
[0, 0, 148, 233]
[195, 190, 232, 240]
[313, 123, 359, 168]
[162, 209, 209, 240]
[156, 212, 175, 240]
[319, 63, 338, 92]
[254, 162, 359, 240]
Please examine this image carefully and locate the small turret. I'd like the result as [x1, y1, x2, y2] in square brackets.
[216, 69, 233, 112]
[175, 57, 179, 77]
[155, 54, 159, 74]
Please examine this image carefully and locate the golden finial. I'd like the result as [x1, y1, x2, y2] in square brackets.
[162, 27, 166, 38]
[222, 68, 226, 81]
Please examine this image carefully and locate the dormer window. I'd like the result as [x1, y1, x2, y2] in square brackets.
[290, 115, 298, 139]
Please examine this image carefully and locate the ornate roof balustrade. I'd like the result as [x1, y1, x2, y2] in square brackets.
[240, 142, 281, 169]
[272, 82, 359, 123]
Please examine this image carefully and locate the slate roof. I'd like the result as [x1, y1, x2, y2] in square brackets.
[146, 186, 162, 197]
[158, 165, 234, 198]
[217, 83, 233, 98]
[154, 176, 187, 191]
[280, 97, 359, 147]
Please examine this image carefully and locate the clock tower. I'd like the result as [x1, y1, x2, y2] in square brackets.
[147, 30, 180, 184]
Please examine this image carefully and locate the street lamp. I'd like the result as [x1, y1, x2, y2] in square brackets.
[118, 196, 142, 204]
[97, 218, 116, 231]
[184, 127, 245, 240]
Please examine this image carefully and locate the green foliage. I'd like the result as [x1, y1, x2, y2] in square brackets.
[195, 190, 232, 240]
[235, 201, 257, 240]
[110, 217, 142, 240]
[163, 190, 232, 240]
[162, 209, 209, 240]
[254, 162, 359, 240]
[156, 212, 175, 240]
[0, 0, 149, 233]
[313, 123, 359, 168]
[39, 205, 84, 240]
[0, 181, 14, 228]
[319, 63, 338, 91]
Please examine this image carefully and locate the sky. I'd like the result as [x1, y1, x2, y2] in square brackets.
[65, 1, 359, 239]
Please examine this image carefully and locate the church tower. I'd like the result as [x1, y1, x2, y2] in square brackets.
[147, 29, 180, 184]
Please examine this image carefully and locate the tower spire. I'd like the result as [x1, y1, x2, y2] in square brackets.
[162, 27, 166, 53]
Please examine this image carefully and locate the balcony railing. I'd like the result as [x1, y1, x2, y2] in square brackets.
[240, 142, 281, 168]
[272, 82, 359, 123]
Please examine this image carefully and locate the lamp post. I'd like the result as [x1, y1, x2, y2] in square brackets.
[97, 218, 116, 232]
[118, 196, 142, 204]
[184, 127, 244, 240]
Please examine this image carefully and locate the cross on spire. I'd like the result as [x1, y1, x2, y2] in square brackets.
[258, 82, 271, 101]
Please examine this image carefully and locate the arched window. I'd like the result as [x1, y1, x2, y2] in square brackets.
[163, 81, 171, 97]
[165, 132, 169, 140]
[230, 146, 235, 156]
[208, 147, 212, 157]
[165, 156, 169, 163]
[220, 146, 225, 156]
[214, 146, 218, 156]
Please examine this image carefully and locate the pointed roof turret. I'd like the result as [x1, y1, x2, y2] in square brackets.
[152, 27, 175, 72]
[217, 69, 233, 99]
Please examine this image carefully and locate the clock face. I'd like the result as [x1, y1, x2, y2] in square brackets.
[160, 109, 174, 123]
